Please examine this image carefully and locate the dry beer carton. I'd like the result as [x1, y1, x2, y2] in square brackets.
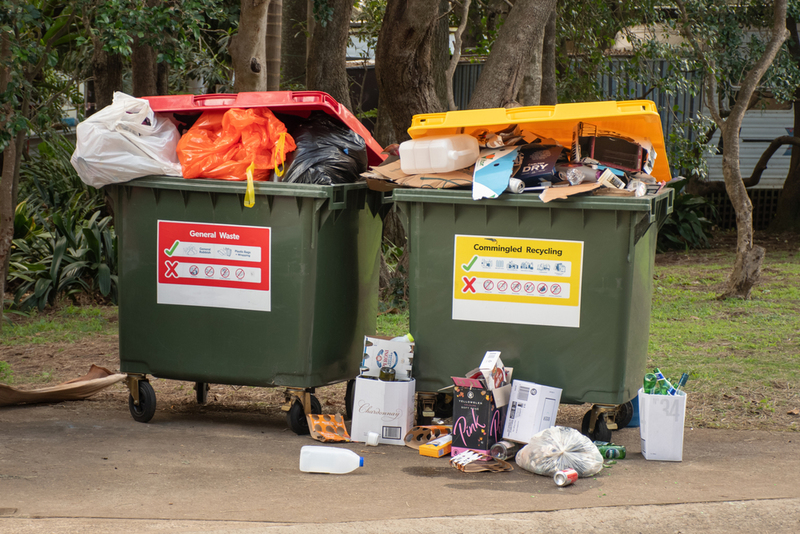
[350, 377, 415, 446]
[502, 380, 562, 443]
[638, 387, 687, 461]
[361, 336, 414, 381]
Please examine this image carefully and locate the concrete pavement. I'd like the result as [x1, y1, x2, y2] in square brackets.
[1, 401, 799, 533]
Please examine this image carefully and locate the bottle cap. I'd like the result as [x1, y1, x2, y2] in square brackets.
[366, 432, 379, 446]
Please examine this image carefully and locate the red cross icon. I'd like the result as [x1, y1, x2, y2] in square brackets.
[165, 261, 179, 278]
[462, 276, 477, 293]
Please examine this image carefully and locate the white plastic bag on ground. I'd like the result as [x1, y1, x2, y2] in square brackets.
[515, 426, 603, 477]
[71, 92, 182, 187]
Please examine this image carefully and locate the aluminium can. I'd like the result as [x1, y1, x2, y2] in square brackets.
[553, 468, 579, 487]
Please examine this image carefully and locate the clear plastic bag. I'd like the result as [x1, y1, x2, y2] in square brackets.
[281, 113, 368, 185]
[515, 426, 604, 477]
[71, 92, 183, 187]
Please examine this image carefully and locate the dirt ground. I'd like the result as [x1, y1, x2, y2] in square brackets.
[0, 229, 797, 431]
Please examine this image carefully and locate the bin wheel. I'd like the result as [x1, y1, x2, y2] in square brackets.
[434, 393, 453, 419]
[617, 401, 634, 429]
[128, 381, 157, 423]
[344, 379, 355, 420]
[287, 395, 322, 435]
[581, 410, 612, 442]
[195, 382, 209, 405]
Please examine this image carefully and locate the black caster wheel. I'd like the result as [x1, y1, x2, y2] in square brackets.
[581, 410, 612, 442]
[617, 400, 634, 429]
[287, 395, 322, 435]
[195, 382, 209, 404]
[344, 379, 355, 420]
[128, 380, 157, 423]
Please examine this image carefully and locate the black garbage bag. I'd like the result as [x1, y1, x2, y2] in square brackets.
[282, 113, 368, 185]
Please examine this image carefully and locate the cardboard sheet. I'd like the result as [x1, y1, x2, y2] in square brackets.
[362, 159, 473, 190]
[538, 182, 601, 203]
[0, 365, 125, 407]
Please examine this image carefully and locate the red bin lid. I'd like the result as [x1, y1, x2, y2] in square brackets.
[143, 91, 385, 167]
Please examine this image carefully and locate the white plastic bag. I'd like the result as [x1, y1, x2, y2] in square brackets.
[71, 92, 182, 187]
[515, 426, 603, 477]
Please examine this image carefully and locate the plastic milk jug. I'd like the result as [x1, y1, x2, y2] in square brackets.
[399, 134, 480, 174]
[299, 446, 363, 474]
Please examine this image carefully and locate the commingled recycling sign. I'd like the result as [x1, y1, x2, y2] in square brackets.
[452, 234, 584, 327]
[157, 220, 271, 312]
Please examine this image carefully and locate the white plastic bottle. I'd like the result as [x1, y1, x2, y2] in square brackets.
[399, 134, 480, 174]
[299, 446, 363, 474]
[390, 333, 414, 343]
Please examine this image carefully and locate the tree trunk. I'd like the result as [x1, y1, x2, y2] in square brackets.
[281, 0, 306, 88]
[230, 0, 270, 92]
[157, 62, 169, 95]
[718, 123, 765, 300]
[305, 0, 353, 110]
[540, 7, 557, 105]
[92, 47, 123, 110]
[0, 33, 12, 330]
[467, 0, 558, 109]
[375, 0, 447, 143]
[518, 21, 545, 106]
[131, 37, 158, 97]
[374, 97, 396, 148]
[266, 0, 282, 90]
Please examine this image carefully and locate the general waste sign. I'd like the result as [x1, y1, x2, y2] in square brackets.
[452, 234, 583, 327]
[157, 220, 271, 312]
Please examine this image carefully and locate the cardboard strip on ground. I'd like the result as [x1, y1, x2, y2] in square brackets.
[0, 364, 125, 407]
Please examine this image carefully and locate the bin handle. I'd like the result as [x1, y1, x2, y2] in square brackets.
[329, 187, 347, 210]
[190, 94, 237, 107]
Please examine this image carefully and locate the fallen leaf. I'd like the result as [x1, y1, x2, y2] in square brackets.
[690, 316, 700, 320]
[787, 408, 799, 415]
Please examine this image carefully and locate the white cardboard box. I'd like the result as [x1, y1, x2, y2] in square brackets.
[350, 377, 415, 446]
[638, 387, 687, 461]
[361, 336, 414, 381]
[502, 380, 562, 443]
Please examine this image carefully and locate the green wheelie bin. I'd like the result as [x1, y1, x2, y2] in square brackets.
[392, 100, 674, 441]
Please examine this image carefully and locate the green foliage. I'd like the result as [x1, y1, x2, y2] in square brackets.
[657, 182, 717, 252]
[312, 0, 335, 27]
[0, 305, 118, 346]
[8, 135, 117, 311]
[381, 239, 407, 310]
[0, 360, 12, 383]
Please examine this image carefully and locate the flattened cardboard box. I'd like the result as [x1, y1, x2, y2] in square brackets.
[350, 377, 415, 446]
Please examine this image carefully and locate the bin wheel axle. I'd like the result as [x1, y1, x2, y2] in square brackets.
[283, 389, 321, 435]
[127, 375, 157, 423]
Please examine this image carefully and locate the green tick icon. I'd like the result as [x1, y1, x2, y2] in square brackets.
[462, 255, 478, 272]
[165, 240, 180, 256]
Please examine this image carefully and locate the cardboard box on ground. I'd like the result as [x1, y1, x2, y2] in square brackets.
[450, 351, 562, 456]
[350, 336, 416, 446]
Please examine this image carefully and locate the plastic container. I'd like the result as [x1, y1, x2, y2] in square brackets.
[394, 100, 674, 408]
[299, 446, 363, 474]
[399, 134, 480, 174]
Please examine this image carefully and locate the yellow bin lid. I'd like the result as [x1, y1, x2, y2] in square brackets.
[407, 100, 671, 182]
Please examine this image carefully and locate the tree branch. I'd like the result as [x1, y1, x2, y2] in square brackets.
[446, 0, 472, 110]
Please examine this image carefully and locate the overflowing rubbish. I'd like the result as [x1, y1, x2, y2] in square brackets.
[403, 426, 451, 449]
[553, 468, 579, 487]
[594, 441, 627, 459]
[350, 375, 416, 446]
[299, 446, 363, 474]
[71, 92, 183, 187]
[638, 367, 688, 461]
[489, 440, 519, 461]
[419, 434, 453, 458]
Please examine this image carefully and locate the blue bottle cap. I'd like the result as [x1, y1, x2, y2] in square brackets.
[359, 457, 364, 467]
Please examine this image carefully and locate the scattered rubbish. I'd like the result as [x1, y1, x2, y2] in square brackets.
[451, 351, 513, 456]
[450, 450, 513, 473]
[299, 446, 363, 474]
[307, 414, 351, 443]
[361, 335, 415, 381]
[503, 380, 562, 444]
[639, 368, 688, 461]
[403, 426, 451, 449]
[362, 158, 474, 190]
[0, 365, 125, 407]
[553, 468, 579, 487]
[516, 426, 604, 478]
[366, 432, 379, 446]
[489, 440, 519, 461]
[350, 376, 415, 446]
[472, 147, 520, 200]
[419, 434, 453, 458]
[603, 460, 617, 467]
[788, 409, 800, 415]
[593, 441, 626, 459]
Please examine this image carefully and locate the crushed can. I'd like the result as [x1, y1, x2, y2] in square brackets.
[554, 468, 578, 487]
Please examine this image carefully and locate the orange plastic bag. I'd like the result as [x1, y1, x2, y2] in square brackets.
[176, 107, 296, 181]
